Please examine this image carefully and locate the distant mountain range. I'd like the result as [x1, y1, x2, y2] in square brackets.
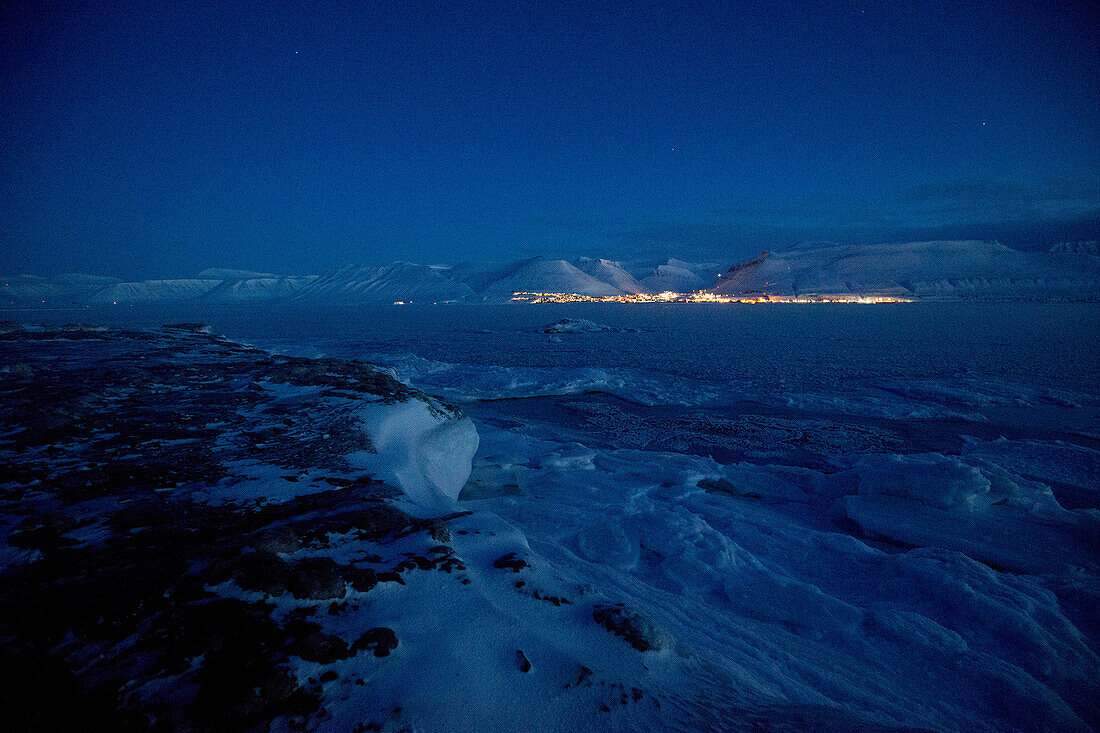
[712, 241, 1100, 299]
[3, 241, 1098, 307]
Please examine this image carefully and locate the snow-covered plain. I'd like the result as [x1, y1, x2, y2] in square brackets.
[1, 302, 1097, 730]
[248, 303, 1099, 731]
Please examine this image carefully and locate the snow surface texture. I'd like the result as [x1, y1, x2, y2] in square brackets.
[1, 307, 1098, 731]
[358, 398, 479, 508]
[278, 303, 1096, 731]
[7, 241, 1098, 307]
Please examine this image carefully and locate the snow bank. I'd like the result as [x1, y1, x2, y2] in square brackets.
[357, 397, 479, 507]
[852, 452, 1063, 514]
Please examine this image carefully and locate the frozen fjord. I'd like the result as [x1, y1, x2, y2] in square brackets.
[0, 303, 1097, 731]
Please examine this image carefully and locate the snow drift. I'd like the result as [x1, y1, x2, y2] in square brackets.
[357, 397, 479, 507]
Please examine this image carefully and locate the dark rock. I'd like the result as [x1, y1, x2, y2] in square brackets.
[284, 618, 323, 639]
[593, 603, 667, 652]
[6, 513, 78, 553]
[287, 631, 351, 664]
[288, 558, 347, 600]
[0, 328, 478, 728]
[219, 550, 291, 597]
[697, 477, 737, 495]
[515, 649, 532, 673]
[252, 526, 302, 553]
[192, 639, 318, 728]
[351, 505, 412, 540]
[435, 556, 466, 573]
[319, 670, 338, 683]
[344, 566, 377, 593]
[424, 518, 452, 543]
[493, 552, 528, 573]
[351, 628, 398, 658]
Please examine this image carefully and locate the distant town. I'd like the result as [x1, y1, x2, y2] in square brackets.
[508, 291, 913, 304]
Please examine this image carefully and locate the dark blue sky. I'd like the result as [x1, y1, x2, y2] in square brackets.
[2, 0, 1097, 278]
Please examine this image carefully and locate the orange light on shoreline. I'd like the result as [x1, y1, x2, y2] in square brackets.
[509, 291, 912, 304]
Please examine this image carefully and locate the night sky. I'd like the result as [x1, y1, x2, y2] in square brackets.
[2, 1, 1097, 279]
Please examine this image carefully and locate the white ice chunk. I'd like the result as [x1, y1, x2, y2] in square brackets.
[358, 397, 479, 507]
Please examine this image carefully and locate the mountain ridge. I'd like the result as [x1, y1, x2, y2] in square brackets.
[3, 241, 1098, 306]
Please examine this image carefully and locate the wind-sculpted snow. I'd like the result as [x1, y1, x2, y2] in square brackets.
[464, 418, 1099, 730]
[1, 305, 1097, 730]
[361, 351, 729, 406]
[358, 398, 479, 507]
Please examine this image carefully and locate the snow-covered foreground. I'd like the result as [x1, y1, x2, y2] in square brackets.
[0, 304, 1097, 730]
[266, 303, 1098, 730]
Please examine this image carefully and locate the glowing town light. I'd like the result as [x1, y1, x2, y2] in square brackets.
[510, 291, 912, 304]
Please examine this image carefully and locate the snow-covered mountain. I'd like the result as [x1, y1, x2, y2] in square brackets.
[472, 257, 621, 298]
[197, 268, 278, 280]
[712, 241, 1100, 299]
[640, 258, 722, 293]
[294, 262, 474, 303]
[5, 242, 1099, 307]
[1, 273, 120, 307]
[573, 257, 646, 294]
[201, 275, 319, 303]
[89, 279, 224, 304]
[1050, 241, 1099, 255]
